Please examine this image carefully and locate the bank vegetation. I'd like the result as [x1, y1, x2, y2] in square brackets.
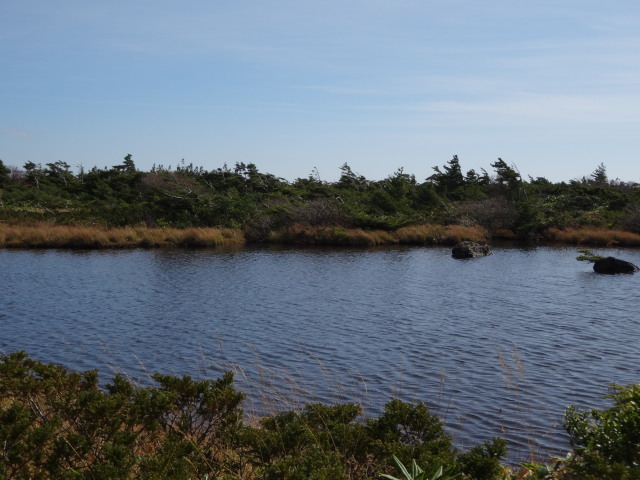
[2, 352, 639, 480]
[1, 156, 640, 248]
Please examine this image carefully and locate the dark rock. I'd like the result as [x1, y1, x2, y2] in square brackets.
[593, 256, 639, 274]
[452, 241, 492, 259]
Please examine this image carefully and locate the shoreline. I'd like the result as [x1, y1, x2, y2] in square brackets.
[2, 222, 640, 249]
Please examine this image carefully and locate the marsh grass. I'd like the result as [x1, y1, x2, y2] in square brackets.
[494, 346, 559, 465]
[5, 222, 638, 249]
[267, 224, 395, 246]
[267, 224, 489, 247]
[544, 227, 640, 247]
[1, 222, 488, 249]
[395, 224, 489, 245]
[202, 342, 373, 423]
[0, 222, 244, 249]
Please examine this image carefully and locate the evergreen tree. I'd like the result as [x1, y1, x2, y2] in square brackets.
[590, 163, 608, 186]
[428, 155, 465, 199]
[490, 158, 522, 200]
[0, 159, 10, 187]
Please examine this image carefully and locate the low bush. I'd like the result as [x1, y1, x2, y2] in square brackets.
[2, 352, 639, 479]
[0, 351, 246, 479]
[561, 384, 640, 479]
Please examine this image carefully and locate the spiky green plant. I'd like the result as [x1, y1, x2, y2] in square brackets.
[380, 455, 460, 480]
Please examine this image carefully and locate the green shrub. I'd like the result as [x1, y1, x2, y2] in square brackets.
[456, 438, 507, 480]
[562, 384, 640, 479]
[0, 351, 245, 479]
[366, 399, 455, 472]
[245, 403, 369, 480]
[245, 399, 462, 480]
[10, 351, 640, 479]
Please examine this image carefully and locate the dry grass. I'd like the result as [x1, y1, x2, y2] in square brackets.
[10, 222, 640, 249]
[395, 224, 489, 245]
[0, 222, 490, 249]
[544, 227, 640, 247]
[495, 346, 564, 467]
[268, 223, 489, 247]
[0, 223, 244, 249]
[267, 224, 397, 246]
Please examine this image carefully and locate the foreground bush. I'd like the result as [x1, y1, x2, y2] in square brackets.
[0, 353, 506, 479]
[2, 352, 640, 479]
[0, 351, 246, 479]
[560, 384, 640, 479]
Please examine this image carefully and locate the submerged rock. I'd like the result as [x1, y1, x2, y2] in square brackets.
[452, 241, 492, 259]
[593, 256, 639, 274]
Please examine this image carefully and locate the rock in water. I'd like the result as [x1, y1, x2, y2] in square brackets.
[593, 256, 639, 274]
[452, 241, 492, 259]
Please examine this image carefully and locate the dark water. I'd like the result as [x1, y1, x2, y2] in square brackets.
[2, 245, 639, 462]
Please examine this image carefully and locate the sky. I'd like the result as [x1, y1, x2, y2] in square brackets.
[2, 1, 640, 183]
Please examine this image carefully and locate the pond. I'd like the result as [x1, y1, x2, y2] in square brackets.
[2, 245, 639, 462]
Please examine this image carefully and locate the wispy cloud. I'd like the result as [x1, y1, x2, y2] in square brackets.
[416, 93, 640, 124]
[299, 85, 392, 96]
[0, 125, 30, 138]
[341, 91, 640, 131]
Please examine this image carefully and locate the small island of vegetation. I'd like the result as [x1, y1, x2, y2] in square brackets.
[1, 155, 640, 249]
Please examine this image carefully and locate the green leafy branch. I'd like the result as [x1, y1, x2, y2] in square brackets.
[576, 249, 602, 262]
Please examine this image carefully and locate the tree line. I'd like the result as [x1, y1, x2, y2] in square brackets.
[1, 155, 639, 240]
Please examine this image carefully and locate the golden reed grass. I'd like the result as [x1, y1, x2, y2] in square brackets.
[5, 222, 639, 249]
[395, 224, 489, 245]
[267, 223, 489, 247]
[0, 223, 244, 249]
[544, 227, 640, 247]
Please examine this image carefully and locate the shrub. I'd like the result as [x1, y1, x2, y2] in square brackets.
[0, 351, 246, 479]
[455, 197, 518, 233]
[622, 203, 640, 234]
[245, 403, 370, 480]
[561, 384, 640, 479]
[12, 351, 639, 479]
[366, 399, 455, 472]
[456, 438, 507, 480]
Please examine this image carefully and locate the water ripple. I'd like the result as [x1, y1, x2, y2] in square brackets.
[2, 246, 640, 461]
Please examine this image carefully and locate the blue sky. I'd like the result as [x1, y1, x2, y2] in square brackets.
[2, 1, 640, 183]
